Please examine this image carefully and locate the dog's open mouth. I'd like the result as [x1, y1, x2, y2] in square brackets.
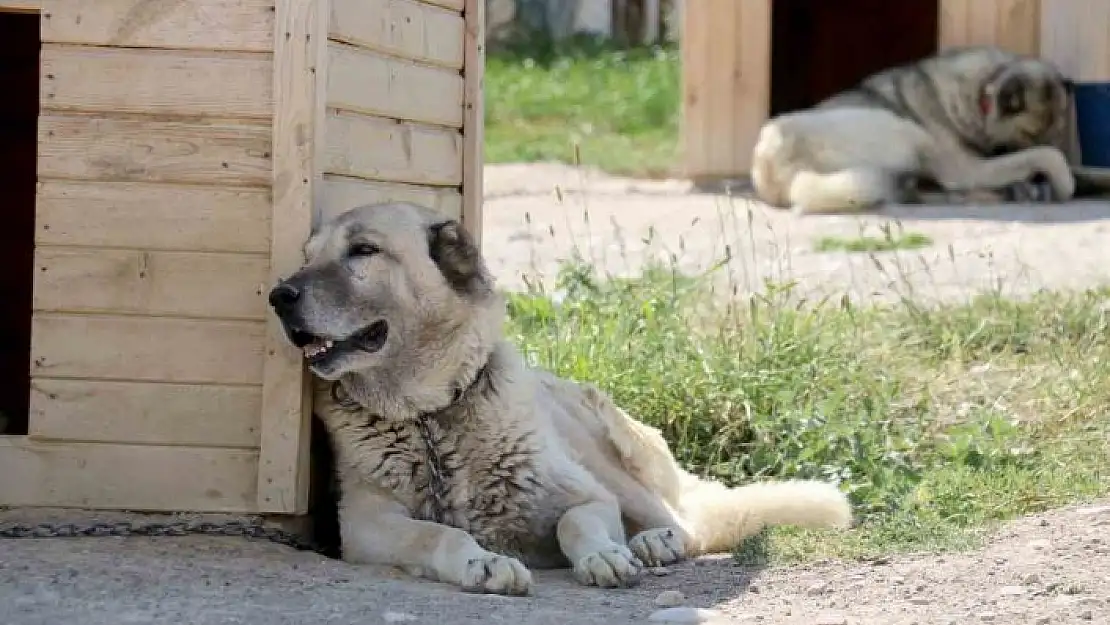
[290, 320, 389, 365]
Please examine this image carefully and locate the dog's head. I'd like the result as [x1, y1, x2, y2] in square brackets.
[268, 202, 497, 381]
[980, 57, 1074, 150]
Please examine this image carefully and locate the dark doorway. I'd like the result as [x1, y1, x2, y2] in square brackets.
[0, 10, 40, 435]
[770, 0, 939, 116]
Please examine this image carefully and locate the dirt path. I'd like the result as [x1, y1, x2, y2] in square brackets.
[2, 501, 1107, 625]
[482, 163, 1110, 302]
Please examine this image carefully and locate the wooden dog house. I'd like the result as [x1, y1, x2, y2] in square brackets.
[681, 0, 1110, 184]
[0, 0, 485, 517]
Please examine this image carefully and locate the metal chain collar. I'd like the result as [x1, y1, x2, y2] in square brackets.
[414, 412, 451, 525]
[0, 517, 321, 553]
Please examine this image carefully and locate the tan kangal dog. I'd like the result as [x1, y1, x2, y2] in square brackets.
[751, 46, 1100, 214]
[268, 202, 852, 596]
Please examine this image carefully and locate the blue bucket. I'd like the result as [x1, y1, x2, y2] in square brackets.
[1073, 81, 1110, 168]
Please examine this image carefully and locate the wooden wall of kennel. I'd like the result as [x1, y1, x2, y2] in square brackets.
[679, 0, 1103, 184]
[0, 0, 486, 516]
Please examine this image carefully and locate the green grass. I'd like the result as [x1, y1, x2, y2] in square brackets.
[504, 251, 1110, 564]
[486, 40, 1109, 565]
[484, 40, 680, 177]
[815, 232, 934, 253]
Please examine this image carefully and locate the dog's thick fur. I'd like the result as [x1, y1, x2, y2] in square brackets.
[751, 46, 1084, 214]
[268, 202, 852, 596]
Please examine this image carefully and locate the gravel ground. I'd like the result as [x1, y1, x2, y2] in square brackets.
[3, 164, 1109, 624]
[481, 163, 1110, 302]
[1, 501, 1107, 625]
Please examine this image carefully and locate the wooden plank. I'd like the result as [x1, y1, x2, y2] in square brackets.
[258, 0, 326, 515]
[328, 0, 464, 69]
[0, 1, 38, 12]
[33, 248, 269, 320]
[0, 437, 259, 512]
[421, 0, 464, 12]
[461, 0, 484, 245]
[36, 181, 271, 254]
[995, 0, 1041, 56]
[38, 115, 272, 186]
[321, 176, 462, 225]
[680, 0, 770, 179]
[940, 0, 1042, 54]
[326, 42, 464, 128]
[31, 314, 265, 385]
[40, 0, 274, 52]
[41, 44, 273, 119]
[323, 111, 462, 186]
[30, 379, 261, 448]
[1040, 0, 1110, 82]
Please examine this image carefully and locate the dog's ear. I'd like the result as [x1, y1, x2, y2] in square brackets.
[427, 219, 492, 298]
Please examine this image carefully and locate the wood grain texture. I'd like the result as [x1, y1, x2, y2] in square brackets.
[31, 314, 265, 385]
[33, 248, 269, 320]
[680, 0, 771, 178]
[420, 0, 464, 12]
[41, 44, 273, 119]
[40, 0, 274, 51]
[323, 111, 462, 186]
[939, 0, 1041, 55]
[326, 42, 464, 128]
[38, 115, 272, 186]
[35, 181, 271, 254]
[30, 379, 261, 448]
[328, 0, 465, 69]
[320, 176, 462, 226]
[461, 0, 485, 245]
[0, 437, 260, 512]
[1040, 0, 1110, 81]
[258, 0, 326, 515]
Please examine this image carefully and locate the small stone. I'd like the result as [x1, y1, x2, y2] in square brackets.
[648, 607, 723, 624]
[1079, 610, 1093, 621]
[807, 581, 831, 595]
[999, 585, 1027, 597]
[892, 576, 907, 585]
[1034, 618, 1050, 625]
[1023, 573, 1042, 585]
[654, 591, 686, 608]
[1029, 539, 1053, 551]
[979, 613, 998, 622]
[910, 598, 932, 605]
[649, 567, 671, 576]
[814, 612, 848, 625]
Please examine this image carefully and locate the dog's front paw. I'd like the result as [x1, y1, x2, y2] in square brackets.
[572, 545, 644, 588]
[460, 553, 533, 596]
[628, 527, 686, 567]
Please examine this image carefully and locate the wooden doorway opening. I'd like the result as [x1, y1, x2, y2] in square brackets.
[0, 8, 40, 435]
[770, 0, 940, 116]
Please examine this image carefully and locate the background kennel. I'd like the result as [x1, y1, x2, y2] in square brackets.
[0, 0, 485, 517]
[681, 0, 1110, 185]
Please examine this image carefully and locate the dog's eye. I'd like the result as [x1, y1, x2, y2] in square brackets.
[348, 242, 381, 258]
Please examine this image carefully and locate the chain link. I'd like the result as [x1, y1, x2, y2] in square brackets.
[0, 517, 322, 553]
[414, 413, 451, 524]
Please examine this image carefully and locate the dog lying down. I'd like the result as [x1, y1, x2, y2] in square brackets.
[267, 202, 852, 596]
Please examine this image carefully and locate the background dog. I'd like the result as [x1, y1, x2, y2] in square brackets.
[750, 45, 1104, 214]
[268, 202, 852, 596]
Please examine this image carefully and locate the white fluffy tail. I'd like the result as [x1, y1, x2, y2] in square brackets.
[678, 476, 853, 555]
[789, 168, 892, 215]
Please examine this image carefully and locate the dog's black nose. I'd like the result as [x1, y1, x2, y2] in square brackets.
[268, 283, 301, 311]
